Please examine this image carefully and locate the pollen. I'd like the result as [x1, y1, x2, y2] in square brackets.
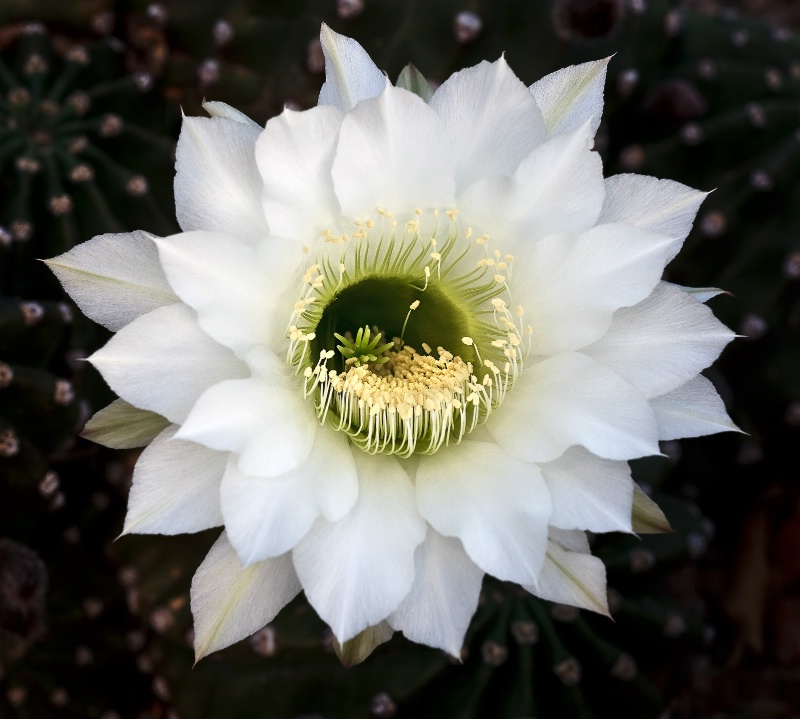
[304, 344, 506, 456]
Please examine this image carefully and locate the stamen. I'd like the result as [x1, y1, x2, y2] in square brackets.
[400, 300, 420, 343]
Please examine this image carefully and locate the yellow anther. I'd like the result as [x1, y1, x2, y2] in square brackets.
[494, 274, 506, 283]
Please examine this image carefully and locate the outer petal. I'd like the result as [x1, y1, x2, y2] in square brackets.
[155, 231, 301, 356]
[174, 116, 267, 245]
[176, 348, 316, 478]
[489, 352, 660, 463]
[292, 452, 426, 643]
[318, 24, 386, 111]
[416, 441, 552, 585]
[515, 223, 682, 356]
[221, 429, 358, 565]
[598, 174, 707, 251]
[526, 529, 609, 616]
[331, 84, 456, 219]
[388, 529, 483, 657]
[256, 106, 343, 242]
[89, 304, 248, 424]
[81, 399, 169, 449]
[650, 375, 740, 439]
[202, 100, 261, 127]
[584, 282, 734, 399]
[530, 58, 610, 138]
[123, 426, 226, 535]
[540, 446, 633, 533]
[459, 121, 604, 246]
[45, 231, 178, 332]
[430, 57, 547, 192]
[191, 532, 301, 660]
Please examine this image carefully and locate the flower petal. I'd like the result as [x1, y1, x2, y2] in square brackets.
[318, 24, 386, 111]
[45, 231, 178, 332]
[388, 528, 483, 657]
[416, 441, 551, 585]
[598, 174, 707, 251]
[155, 231, 301, 355]
[530, 58, 610, 138]
[221, 429, 357, 565]
[396, 64, 434, 102]
[292, 452, 425, 643]
[191, 532, 301, 660]
[541, 446, 633, 533]
[672, 284, 727, 303]
[430, 57, 546, 192]
[631, 485, 672, 534]
[331, 84, 456, 218]
[650, 375, 740, 439]
[176, 348, 317, 478]
[256, 106, 343, 241]
[81, 399, 169, 449]
[333, 622, 394, 667]
[174, 116, 267, 245]
[460, 121, 604, 246]
[584, 282, 734, 399]
[489, 352, 660, 463]
[515, 223, 682, 356]
[202, 100, 261, 128]
[89, 304, 248, 424]
[526, 529, 609, 616]
[123, 426, 226, 535]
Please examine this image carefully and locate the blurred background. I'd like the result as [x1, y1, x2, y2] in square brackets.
[0, 1, 798, 717]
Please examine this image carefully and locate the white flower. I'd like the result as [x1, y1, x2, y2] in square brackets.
[46, 26, 738, 665]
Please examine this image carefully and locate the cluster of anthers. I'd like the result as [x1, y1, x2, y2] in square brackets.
[284, 208, 533, 456]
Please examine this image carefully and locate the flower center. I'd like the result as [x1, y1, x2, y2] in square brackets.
[286, 208, 531, 457]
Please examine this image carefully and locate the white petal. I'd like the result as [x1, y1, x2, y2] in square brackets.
[526, 529, 609, 615]
[318, 24, 386, 111]
[584, 282, 734, 398]
[671, 284, 727, 303]
[176, 349, 317, 478]
[124, 426, 226, 534]
[650, 375, 740, 440]
[202, 100, 261, 128]
[489, 352, 660, 463]
[174, 116, 267, 245]
[460, 121, 603, 246]
[515, 223, 681, 356]
[89, 304, 248, 424]
[416, 441, 551, 585]
[81, 399, 169, 449]
[430, 57, 546, 192]
[155, 231, 301, 355]
[221, 429, 357, 565]
[45, 231, 178, 332]
[540, 446, 633, 533]
[530, 58, 610, 138]
[256, 106, 343, 241]
[191, 532, 301, 660]
[292, 452, 426, 643]
[331, 84, 456, 218]
[388, 529, 483, 656]
[598, 174, 707, 251]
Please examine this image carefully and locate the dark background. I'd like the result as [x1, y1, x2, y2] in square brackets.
[1, 1, 799, 717]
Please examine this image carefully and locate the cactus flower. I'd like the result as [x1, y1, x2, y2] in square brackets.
[46, 26, 737, 664]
